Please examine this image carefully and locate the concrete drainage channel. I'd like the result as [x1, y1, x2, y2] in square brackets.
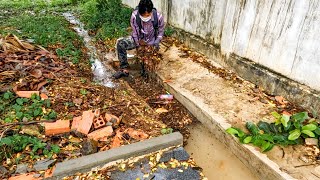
[61, 12, 290, 180]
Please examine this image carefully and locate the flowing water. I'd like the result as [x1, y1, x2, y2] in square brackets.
[62, 12, 115, 88]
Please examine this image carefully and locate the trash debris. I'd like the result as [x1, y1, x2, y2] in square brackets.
[158, 94, 174, 100]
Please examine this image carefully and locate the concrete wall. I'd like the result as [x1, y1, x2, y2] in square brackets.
[123, 0, 320, 92]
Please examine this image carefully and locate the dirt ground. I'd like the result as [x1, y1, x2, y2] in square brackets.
[153, 38, 320, 180]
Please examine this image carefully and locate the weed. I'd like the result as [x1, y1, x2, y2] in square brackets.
[0, 92, 57, 123]
[227, 111, 320, 152]
[80, 89, 88, 95]
[164, 26, 175, 37]
[0, 134, 60, 160]
[80, 0, 132, 40]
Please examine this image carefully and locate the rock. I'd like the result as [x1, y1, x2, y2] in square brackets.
[34, 159, 55, 171]
[20, 125, 41, 137]
[173, 147, 190, 161]
[81, 139, 98, 155]
[15, 164, 28, 174]
[305, 138, 318, 146]
[0, 166, 9, 178]
[160, 150, 174, 163]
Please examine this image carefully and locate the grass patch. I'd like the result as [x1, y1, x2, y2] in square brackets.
[0, 0, 75, 11]
[80, 0, 132, 40]
[0, 13, 83, 64]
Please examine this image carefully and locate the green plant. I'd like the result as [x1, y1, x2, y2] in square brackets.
[0, 14, 83, 64]
[0, 92, 57, 123]
[80, 89, 88, 95]
[226, 111, 319, 152]
[164, 26, 175, 37]
[161, 128, 173, 135]
[0, 135, 60, 160]
[80, 0, 132, 40]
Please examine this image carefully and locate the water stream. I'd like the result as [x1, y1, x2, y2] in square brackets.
[62, 12, 115, 88]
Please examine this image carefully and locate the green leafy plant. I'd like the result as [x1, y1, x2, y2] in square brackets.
[80, 0, 132, 40]
[0, 135, 60, 160]
[226, 111, 319, 152]
[80, 89, 88, 95]
[0, 92, 57, 123]
[161, 128, 173, 135]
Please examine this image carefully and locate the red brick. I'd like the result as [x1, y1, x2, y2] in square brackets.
[45, 120, 70, 136]
[94, 109, 100, 117]
[93, 116, 106, 129]
[88, 126, 113, 141]
[9, 173, 38, 180]
[126, 128, 149, 140]
[40, 93, 48, 100]
[71, 116, 82, 130]
[16, 91, 39, 98]
[77, 110, 94, 135]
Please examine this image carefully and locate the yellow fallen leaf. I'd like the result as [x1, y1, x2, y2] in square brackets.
[155, 108, 169, 114]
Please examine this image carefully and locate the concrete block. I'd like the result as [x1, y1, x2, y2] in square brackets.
[52, 132, 183, 179]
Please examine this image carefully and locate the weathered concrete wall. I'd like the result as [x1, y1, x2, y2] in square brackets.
[169, 0, 320, 91]
[123, 0, 320, 92]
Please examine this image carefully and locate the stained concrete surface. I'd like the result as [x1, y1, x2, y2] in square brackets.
[185, 122, 258, 180]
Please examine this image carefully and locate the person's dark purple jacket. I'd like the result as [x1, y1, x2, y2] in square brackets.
[130, 10, 165, 46]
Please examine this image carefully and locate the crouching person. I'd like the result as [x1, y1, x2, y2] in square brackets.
[113, 0, 165, 79]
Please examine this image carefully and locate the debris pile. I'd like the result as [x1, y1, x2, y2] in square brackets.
[137, 45, 162, 72]
[0, 34, 166, 179]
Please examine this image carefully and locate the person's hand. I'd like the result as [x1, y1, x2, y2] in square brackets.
[138, 40, 147, 46]
[153, 39, 160, 51]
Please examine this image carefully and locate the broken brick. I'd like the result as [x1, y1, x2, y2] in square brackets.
[45, 120, 70, 136]
[110, 130, 123, 149]
[94, 109, 100, 117]
[88, 126, 113, 141]
[93, 116, 106, 129]
[8, 173, 38, 180]
[77, 110, 94, 135]
[16, 91, 39, 98]
[126, 128, 149, 140]
[71, 116, 82, 131]
[44, 166, 55, 178]
[40, 93, 48, 100]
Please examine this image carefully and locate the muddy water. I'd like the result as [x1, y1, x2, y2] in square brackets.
[62, 12, 115, 88]
[185, 122, 258, 180]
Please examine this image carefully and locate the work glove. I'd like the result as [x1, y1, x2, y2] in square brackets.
[153, 39, 160, 51]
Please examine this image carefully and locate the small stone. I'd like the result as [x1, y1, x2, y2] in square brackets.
[305, 138, 318, 146]
[160, 150, 174, 163]
[20, 125, 41, 137]
[15, 164, 28, 174]
[173, 147, 190, 161]
[0, 166, 9, 178]
[107, 172, 111, 176]
[34, 159, 55, 171]
[81, 139, 98, 155]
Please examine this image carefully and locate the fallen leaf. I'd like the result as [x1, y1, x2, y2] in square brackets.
[155, 108, 169, 114]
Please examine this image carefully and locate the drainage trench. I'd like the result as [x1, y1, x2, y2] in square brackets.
[63, 13, 258, 179]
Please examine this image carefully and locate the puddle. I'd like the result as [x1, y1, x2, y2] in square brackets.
[185, 122, 258, 180]
[62, 12, 115, 88]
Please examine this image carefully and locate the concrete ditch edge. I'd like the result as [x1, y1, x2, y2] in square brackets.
[155, 73, 294, 180]
[51, 132, 183, 179]
[171, 28, 320, 115]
